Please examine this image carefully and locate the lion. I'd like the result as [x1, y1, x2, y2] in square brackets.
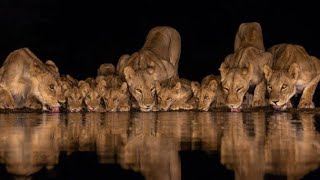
[0, 48, 65, 112]
[64, 86, 84, 112]
[219, 22, 272, 112]
[191, 75, 225, 111]
[117, 26, 181, 112]
[79, 80, 104, 112]
[97, 63, 116, 76]
[96, 75, 130, 112]
[263, 43, 320, 110]
[156, 78, 195, 111]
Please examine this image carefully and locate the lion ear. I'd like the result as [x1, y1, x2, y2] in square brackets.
[174, 81, 182, 92]
[123, 66, 136, 84]
[263, 65, 273, 81]
[241, 63, 253, 80]
[191, 81, 200, 96]
[208, 79, 218, 91]
[155, 81, 161, 94]
[147, 67, 154, 74]
[288, 63, 300, 80]
[219, 62, 229, 82]
[120, 82, 128, 93]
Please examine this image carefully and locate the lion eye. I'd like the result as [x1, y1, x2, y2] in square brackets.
[267, 84, 272, 90]
[281, 84, 287, 90]
[49, 84, 55, 90]
[237, 88, 243, 93]
[86, 95, 91, 100]
[113, 98, 119, 102]
[223, 87, 229, 93]
[167, 97, 171, 101]
[135, 89, 142, 94]
[204, 95, 209, 100]
[151, 87, 155, 92]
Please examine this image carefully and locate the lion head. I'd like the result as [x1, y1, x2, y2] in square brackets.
[65, 86, 83, 112]
[191, 77, 218, 111]
[35, 72, 64, 112]
[219, 63, 252, 111]
[123, 66, 157, 112]
[263, 63, 299, 110]
[79, 81, 103, 112]
[156, 81, 180, 111]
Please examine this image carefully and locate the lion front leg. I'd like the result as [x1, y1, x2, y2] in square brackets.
[0, 88, 16, 109]
[252, 81, 267, 107]
[298, 83, 317, 108]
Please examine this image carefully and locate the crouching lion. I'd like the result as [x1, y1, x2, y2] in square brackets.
[264, 44, 320, 110]
[117, 26, 181, 112]
[0, 48, 65, 112]
[219, 22, 272, 112]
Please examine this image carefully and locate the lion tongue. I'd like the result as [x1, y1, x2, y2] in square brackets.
[50, 107, 60, 113]
[230, 108, 240, 112]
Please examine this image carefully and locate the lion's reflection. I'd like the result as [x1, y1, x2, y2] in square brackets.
[0, 111, 319, 179]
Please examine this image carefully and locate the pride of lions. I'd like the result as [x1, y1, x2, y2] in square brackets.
[0, 23, 320, 113]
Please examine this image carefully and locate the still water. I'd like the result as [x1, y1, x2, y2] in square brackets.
[0, 111, 319, 180]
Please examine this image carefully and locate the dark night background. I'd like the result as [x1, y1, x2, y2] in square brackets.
[0, 1, 319, 82]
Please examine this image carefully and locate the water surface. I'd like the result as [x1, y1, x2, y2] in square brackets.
[0, 111, 319, 180]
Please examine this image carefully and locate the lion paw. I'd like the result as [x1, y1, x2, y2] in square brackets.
[252, 99, 266, 107]
[170, 105, 180, 111]
[298, 100, 315, 109]
[119, 105, 130, 112]
[0, 101, 15, 109]
[26, 101, 42, 109]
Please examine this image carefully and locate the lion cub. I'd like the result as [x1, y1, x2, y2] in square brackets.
[156, 78, 196, 111]
[79, 79, 104, 112]
[264, 44, 320, 110]
[96, 75, 130, 112]
[191, 75, 225, 111]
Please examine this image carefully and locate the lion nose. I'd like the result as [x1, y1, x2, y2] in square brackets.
[272, 100, 279, 104]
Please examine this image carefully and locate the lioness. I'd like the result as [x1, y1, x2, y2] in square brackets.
[191, 75, 225, 111]
[156, 78, 195, 111]
[117, 26, 181, 112]
[96, 75, 130, 112]
[263, 44, 320, 110]
[219, 22, 272, 112]
[0, 48, 65, 112]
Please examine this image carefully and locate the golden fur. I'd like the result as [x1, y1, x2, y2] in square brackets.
[156, 78, 195, 111]
[117, 26, 181, 111]
[191, 75, 225, 111]
[0, 48, 64, 112]
[219, 22, 272, 111]
[78, 80, 104, 112]
[264, 44, 320, 110]
[96, 75, 130, 112]
[97, 63, 116, 76]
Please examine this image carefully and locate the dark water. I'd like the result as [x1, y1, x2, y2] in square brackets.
[0, 111, 319, 180]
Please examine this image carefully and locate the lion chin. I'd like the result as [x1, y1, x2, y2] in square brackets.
[43, 105, 60, 113]
[230, 108, 241, 112]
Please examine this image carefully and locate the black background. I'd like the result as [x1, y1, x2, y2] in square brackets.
[0, 1, 319, 82]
